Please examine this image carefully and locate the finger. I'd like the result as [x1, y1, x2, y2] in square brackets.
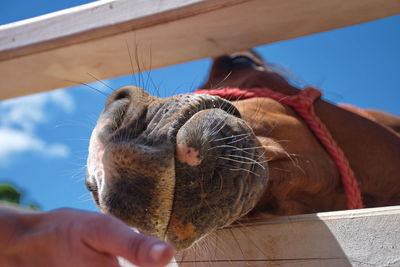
[84, 253, 120, 267]
[81, 214, 174, 267]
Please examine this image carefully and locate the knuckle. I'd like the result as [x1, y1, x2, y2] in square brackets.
[89, 212, 114, 224]
[82, 214, 117, 244]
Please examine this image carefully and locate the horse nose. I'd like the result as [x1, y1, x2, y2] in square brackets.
[106, 86, 152, 106]
[106, 87, 132, 106]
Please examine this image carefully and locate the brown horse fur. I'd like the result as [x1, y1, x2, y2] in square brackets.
[201, 51, 400, 217]
[86, 51, 400, 250]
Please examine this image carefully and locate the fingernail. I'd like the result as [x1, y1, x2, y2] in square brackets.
[149, 243, 168, 263]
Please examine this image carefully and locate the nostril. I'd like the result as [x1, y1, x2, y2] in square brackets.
[106, 88, 132, 106]
[113, 89, 131, 101]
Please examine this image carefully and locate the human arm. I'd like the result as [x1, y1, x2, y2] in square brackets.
[0, 205, 173, 267]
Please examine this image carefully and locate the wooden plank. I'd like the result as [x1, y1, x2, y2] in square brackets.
[175, 206, 400, 266]
[1, 0, 399, 100]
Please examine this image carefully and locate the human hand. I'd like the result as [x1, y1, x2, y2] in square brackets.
[0, 207, 174, 267]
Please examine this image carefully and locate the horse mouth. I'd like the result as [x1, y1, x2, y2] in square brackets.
[168, 102, 268, 249]
[86, 87, 268, 250]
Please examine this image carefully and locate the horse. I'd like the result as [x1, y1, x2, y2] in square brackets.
[86, 51, 400, 250]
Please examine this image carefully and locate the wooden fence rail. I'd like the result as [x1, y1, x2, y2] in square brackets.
[174, 206, 400, 266]
[1, 0, 399, 99]
[119, 206, 400, 266]
[1, 1, 399, 266]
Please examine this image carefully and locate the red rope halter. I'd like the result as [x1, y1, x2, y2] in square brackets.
[194, 87, 364, 210]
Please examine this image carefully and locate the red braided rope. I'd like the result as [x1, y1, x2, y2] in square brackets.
[194, 87, 364, 209]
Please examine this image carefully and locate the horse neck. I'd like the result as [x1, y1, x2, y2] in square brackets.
[265, 77, 400, 202]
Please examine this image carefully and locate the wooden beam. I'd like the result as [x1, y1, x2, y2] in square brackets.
[174, 206, 400, 266]
[1, 0, 399, 100]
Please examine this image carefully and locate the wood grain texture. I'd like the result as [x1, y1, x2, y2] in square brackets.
[1, 0, 399, 99]
[175, 206, 400, 266]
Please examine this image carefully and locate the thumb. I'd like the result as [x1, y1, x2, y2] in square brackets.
[82, 215, 174, 267]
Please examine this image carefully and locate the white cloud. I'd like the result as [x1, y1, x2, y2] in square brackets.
[0, 89, 74, 165]
[0, 128, 69, 165]
[48, 90, 75, 112]
[0, 90, 74, 132]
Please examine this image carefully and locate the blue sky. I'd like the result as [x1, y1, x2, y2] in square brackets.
[0, 1, 399, 212]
